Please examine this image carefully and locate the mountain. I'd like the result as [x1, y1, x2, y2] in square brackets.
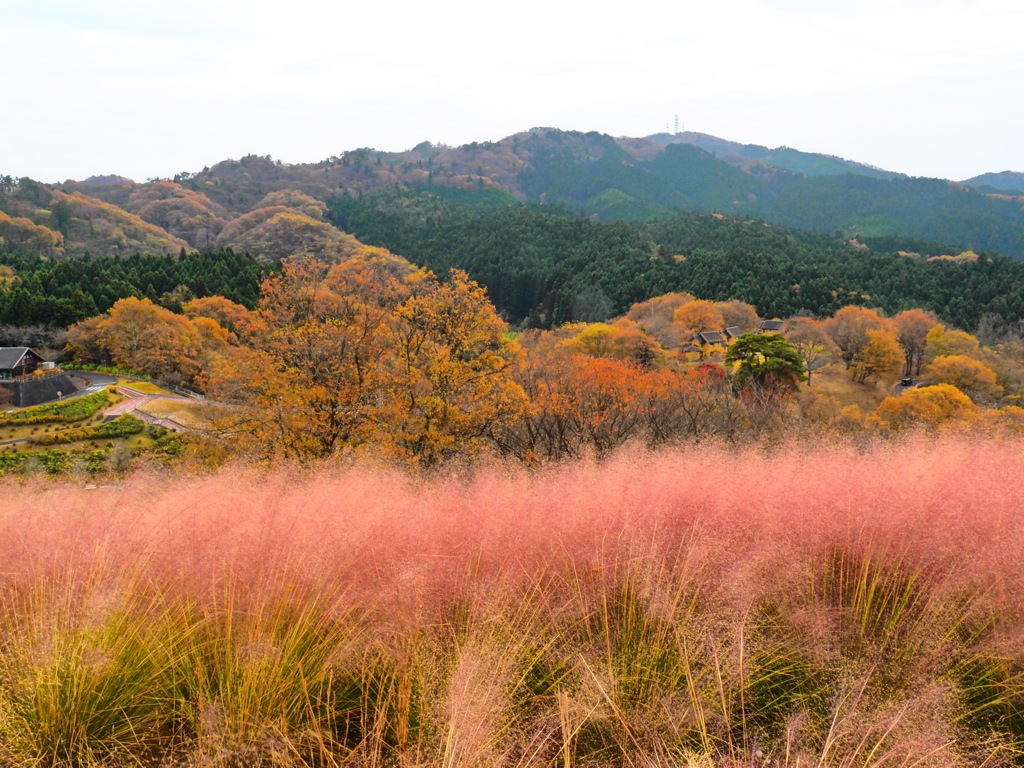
[4, 127, 1024, 266]
[641, 131, 901, 180]
[962, 171, 1024, 195]
[328, 185, 1024, 331]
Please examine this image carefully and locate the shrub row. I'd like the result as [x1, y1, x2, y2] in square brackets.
[30, 415, 146, 446]
[0, 448, 107, 475]
[0, 391, 110, 427]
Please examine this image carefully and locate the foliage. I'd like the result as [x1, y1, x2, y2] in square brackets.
[29, 415, 146, 445]
[203, 260, 525, 464]
[331, 187, 1024, 330]
[64, 297, 231, 387]
[924, 323, 982, 362]
[824, 306, 895, 369]
[924, 355, 1002, 402]
[850, 328, 905, 385]
[672, 299, 725, 335]
[874, 383, 977, 430]
[0, 246, 267, 327]
[725, 333, 808, 395]
[0, 391, 109, 426]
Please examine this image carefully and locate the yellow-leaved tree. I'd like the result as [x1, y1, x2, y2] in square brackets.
[849, 328, 905, 385]
[924, 355, 1002, 402]
[874, 383, 977, 431]
[203, 259, 525, 464]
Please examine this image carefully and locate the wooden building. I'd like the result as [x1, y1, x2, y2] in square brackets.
[0, 347, 44, 380]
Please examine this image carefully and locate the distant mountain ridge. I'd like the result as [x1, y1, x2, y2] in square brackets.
[640, 131, 901, 180]
[962, 171, 1024, 195]
[2, 126, 1023, 262]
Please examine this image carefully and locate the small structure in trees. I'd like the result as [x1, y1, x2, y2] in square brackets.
[692, 330, 728, 356]
[0, 347, 44, 379]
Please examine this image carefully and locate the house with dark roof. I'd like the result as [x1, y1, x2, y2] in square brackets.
[0, 347, 77, 407]
[692, 330, 729, 357]
[723, 326, 744, 341]
[0, 347, 44, 380]
[758, 319, 785, 334]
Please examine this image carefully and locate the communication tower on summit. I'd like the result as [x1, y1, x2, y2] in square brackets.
[674, 115, 679, 134]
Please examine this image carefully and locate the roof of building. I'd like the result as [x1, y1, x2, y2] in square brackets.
[695, 331, 727, 344]
[724, 326, 743, 338]
[0, 347, 32, 370]
[682, 344, 702, 353]
[759, 320, 785, 332]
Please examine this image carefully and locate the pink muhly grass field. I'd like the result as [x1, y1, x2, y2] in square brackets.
[2, 436, 1024, 766]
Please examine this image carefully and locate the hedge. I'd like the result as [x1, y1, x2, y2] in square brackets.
[0, 391, 110, 427]
[30, 415, 146, 446]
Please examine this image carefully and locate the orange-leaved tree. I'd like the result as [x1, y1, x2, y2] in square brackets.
[64, 296, 226, 386]
[204, 261, 524, 463]
[390, 270, 526, 465]
[183, 296, 254, 336]
[893, 309, 938, 376]
[824, 306, 896, 369]
[203, 258, 414, 459]
[673, 300, 726, 336]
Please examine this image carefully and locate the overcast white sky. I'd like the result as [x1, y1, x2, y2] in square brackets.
[2, 0, 1021, 183]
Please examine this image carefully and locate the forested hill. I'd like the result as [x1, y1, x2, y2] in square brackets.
[329, 187, 1024, 331]
[5, 127, 1023, 262]
[0, 249, 268, 328]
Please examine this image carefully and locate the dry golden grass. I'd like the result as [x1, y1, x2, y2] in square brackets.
[137, 398, 214, 431]
[795, 362, 893, 414]
[118, 379, 176, 396]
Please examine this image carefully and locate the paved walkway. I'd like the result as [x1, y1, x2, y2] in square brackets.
[1, 381, 198, 446]
[106, 385, 193, 432]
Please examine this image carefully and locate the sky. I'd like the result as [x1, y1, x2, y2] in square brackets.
[2, 0, 1022, 183]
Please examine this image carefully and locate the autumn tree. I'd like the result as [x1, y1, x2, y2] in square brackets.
[566, 321, 662, 366]
[783, 317, 838, 385]
[625, 292, 696, 325]
[390, 270, 527, 465]
[924, 355, 1002, 402]
[203, 259, 412, 459]
[924, 324, 981, 362]
[64, 297, 225, 386]
[624, 292, 695, 347]
[494, 336, 745, 461]
[673, 300, 725, 335]
[824, 306, 895, 368]
[183, 296, 254, 335]
[849, 329, 904, 385]
[204, 261, 524, 463]
[874, 383, 977, 431]
[716, 299, 759, 332]
[893, 309, 938, 376]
